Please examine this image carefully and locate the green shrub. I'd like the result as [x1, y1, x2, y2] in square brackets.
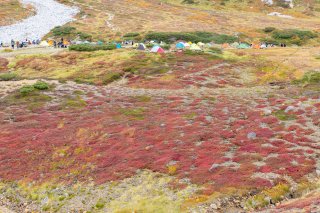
[161, 44, 171, 50]
[273, 110, 296, 121]
[33, 81, 49, 90]
[20, 85, 35, 96]
[270, 29, 317, 45]
[52, 26, 76, 36]
[144, 32, 237, 44]
[102, 72, 122, 84]
[263, 27, 276, 33]
[119, 108, 145, 120]
[78, 32, 92, 41]
[0, 73, 17, 81]
[69, 44, 116, 52]
[123, 32, 140, 37]
[293, 71, 320, 84]
[208, 47, 223, 54]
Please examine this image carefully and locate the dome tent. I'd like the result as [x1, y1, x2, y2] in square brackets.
[40, 41, 49, 47]
[137, 43, 146, 50]
[150, 45, 165, 53]
[190, 44, 202, 51]
[116, 43, 122, 49]
[237, 43, 250, 49]
[176, 42, 185, 49]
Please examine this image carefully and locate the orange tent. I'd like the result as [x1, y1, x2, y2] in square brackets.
[63, 40, 70, 46]
[222, 43, 230, 49]
[252, 44, 260, 49]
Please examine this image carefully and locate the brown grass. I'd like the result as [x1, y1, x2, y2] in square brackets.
[56, 0, 320, 40]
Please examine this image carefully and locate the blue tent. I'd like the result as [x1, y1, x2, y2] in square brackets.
[176, 42, 185, 49]
[97, 41, 103, 45]
[116, 43, 122, 49]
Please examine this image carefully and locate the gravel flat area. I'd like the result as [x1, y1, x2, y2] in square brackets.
[0, 0, 78, 44]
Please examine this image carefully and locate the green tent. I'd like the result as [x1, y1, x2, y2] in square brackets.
[190, 44, 202, 51]
[237, 43, 251, 49]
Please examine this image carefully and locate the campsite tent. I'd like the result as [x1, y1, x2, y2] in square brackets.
[150, 46, 165, 53]
[205, 43, 212, 48]
[184, 42, 190, 48]
[176, 42, 185, 49]
[63, 40, 70, 46]
[252, 44, 260, 49]
[137, 43, 146, 50]
[222, 43, 230, 49]
[40, 41, 49, 47]
[97, 41, 104, 45]
[237, 43, 250, 49]
[260, 43, 267, 49]
[116, 43, 122, 49]
[197, 42, 205, 47]
[133, 43, 139, 48]
[231, 42, 239, 48]
[48, 40, 54, 46]
[190, 44, 202, 51]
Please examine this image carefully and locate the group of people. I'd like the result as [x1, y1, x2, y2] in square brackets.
[53, 38, 69, 48]
[8, 39, 41, 49]
[0, 37, 69, 49]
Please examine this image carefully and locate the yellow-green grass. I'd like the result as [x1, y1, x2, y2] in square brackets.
[11, 49, 172, 85]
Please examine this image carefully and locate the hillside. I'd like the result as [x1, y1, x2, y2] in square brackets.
[54, 0, 320, 40]
[0, 0, 319, 212]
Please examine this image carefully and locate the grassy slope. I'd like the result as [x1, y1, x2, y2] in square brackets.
[56, 0, 320, 40]
[0, 0, 34, 26]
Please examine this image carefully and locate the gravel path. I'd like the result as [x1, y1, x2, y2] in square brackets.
[0, 0, 78, 44]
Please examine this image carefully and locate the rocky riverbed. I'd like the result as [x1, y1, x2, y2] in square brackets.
[0, 0, 78, 44]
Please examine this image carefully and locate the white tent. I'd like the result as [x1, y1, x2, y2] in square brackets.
[40, 41, 49, 47]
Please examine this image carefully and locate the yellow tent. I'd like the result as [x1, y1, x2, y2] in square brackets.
[63, 40, 70, 46]
[188, 41, 192, 45]
[48, 40, 54, 46]
[133, 43, 139, 48]
[190, 44, 202, 51]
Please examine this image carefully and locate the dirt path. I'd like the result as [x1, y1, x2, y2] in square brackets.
[0, 47, 63, 58]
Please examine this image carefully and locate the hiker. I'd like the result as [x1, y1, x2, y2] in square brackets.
[16, 41, 20, 49]
[11, 39, 15, 49]
[54, 40, 57, 48]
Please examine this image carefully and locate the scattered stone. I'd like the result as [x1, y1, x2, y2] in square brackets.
[247, 132, 257, 140]
[285, 106, 295, 113]
[210, 203, 218, 210]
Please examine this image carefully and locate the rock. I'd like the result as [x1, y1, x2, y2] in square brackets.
[263, 109, 272, 116]
[268, 12, 293, 19]
[247, 132, 257, 140]
[210, 203, 218, 210]
[285, 106, 295, 113]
